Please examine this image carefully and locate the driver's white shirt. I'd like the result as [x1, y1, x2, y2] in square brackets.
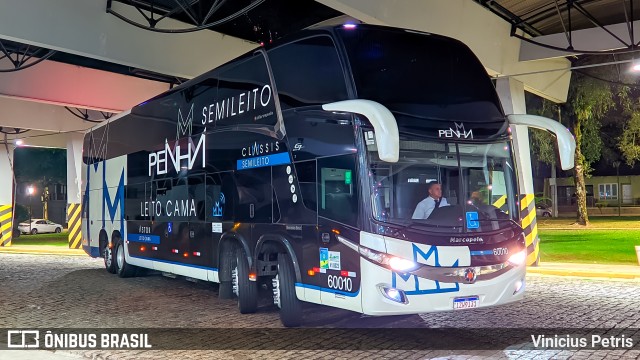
[412, 196, 449, 219]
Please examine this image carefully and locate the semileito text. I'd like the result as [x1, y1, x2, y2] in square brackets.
[201, 84, 272, 124]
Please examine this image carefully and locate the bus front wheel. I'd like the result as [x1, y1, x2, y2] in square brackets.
[233, 247, 257, 313]
[274, 253, 302, 327]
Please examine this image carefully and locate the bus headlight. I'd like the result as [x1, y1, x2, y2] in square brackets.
[359, 245, 418, 272]
[507, 250, 526, 266]
[336, 235, 419, 272]
[388, 257, 419, 272]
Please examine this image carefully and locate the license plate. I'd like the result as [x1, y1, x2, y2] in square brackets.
[453, 296, 479, 310]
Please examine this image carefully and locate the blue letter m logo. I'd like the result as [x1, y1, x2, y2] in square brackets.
[102, 167, 125, 236]
[391, 244, 460, 295]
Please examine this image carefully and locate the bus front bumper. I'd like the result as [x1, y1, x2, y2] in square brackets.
[360, 258, 526, 316]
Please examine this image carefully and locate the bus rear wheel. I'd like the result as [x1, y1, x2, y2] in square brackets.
[218, 247, 235, 299]
[115, 238, 137, 278]
[233, 247, 257, 314]
[103, 242, 117, 274]
[274, 253, 302, 327]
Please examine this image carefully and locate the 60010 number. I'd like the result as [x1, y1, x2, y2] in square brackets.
[327, 275, 352, 291]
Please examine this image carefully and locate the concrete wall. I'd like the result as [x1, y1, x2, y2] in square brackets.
[546, 176, 639, 203]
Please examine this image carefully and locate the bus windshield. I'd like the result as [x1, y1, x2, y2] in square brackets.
[338, 26, 505, 136]
[367, 135, 519, 233]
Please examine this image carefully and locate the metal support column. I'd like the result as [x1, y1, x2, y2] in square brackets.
[67, 133, 83, 249]
[0, 142, 15, 246]
[496, 77, 540, 266]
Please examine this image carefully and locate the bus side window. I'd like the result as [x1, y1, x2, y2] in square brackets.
[318, 154, 358, 227]
[295, 160, 317, 213]
[125, 183, 145, 220]
[235, 167, 272, 222]
[188, 175, 206, 221]
[206, 173, 234, 222]
[217, 54, 276, 127]
[268, 36, 348, 110]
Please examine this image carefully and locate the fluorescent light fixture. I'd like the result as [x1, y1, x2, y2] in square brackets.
[14, 139, 23, 146]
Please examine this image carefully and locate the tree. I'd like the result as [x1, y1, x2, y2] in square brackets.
[528, 66, 629, 226]
[13, 148, 66, 184]
[566, 73, 617, 225]
[619, 109, 640, 166]
[527, 95, 558, 169]
[13, 148, 66, 216]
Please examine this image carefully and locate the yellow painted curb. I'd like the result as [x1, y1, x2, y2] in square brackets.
[0, 248, 85, 256]
[527, 268, 640, 280]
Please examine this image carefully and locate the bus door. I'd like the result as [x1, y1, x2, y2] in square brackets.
[316, 154, 362, 312]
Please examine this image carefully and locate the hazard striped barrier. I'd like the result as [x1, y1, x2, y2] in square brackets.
[0, 204, 12, 247]
[67, 203, 82, 249]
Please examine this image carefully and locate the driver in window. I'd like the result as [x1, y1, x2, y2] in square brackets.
[412, 181, 449, 219]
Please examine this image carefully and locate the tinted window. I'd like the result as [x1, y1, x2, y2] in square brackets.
[151, 176, 204, 222]
[235, 167, 273, 222]
[206, 173, 235, 222]
[217, 54, 277, 126]
[339, 27, 504, 129]
[269, 36, 348, 109]
[295, 160, 317, 212]
[83, 125, 108, 165]
[318, 154, 358, 227]
[125, 183, 146, 220]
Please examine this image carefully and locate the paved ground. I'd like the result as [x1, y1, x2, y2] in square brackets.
[0, 253, 639, 359]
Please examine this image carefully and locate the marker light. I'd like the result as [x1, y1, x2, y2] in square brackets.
[507, 250, 527, 266]
[249, 272, 257, 281]
[343, 23, 357, 29]
[514, 279, 525, 295]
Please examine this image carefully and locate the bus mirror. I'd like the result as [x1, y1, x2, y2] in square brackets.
[507, 114, 576, 171]
[322, 100, 399, 163]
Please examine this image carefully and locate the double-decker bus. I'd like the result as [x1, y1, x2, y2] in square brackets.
[81, 24, 575, 327]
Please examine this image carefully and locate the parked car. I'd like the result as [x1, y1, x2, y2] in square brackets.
[18, 219, 63, 235]
[536, 204, 553, 218]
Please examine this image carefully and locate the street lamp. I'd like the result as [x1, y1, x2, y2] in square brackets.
[27, 186, 35, 233]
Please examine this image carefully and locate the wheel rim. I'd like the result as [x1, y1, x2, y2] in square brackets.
[116, 243, 124, 269]
[272, 272, 281, 308]
[232, 265, 239, 297]
[104, 246, 112, 268]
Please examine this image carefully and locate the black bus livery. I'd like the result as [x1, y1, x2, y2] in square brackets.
[81, 24, 575, 327]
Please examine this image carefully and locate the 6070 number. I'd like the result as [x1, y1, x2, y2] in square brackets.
[493, 247, 509, 256]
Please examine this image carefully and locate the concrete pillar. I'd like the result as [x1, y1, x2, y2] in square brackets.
[496, 77, 540, 266]
[0, 141, 14, 246]
[66, 133, 83, 249]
